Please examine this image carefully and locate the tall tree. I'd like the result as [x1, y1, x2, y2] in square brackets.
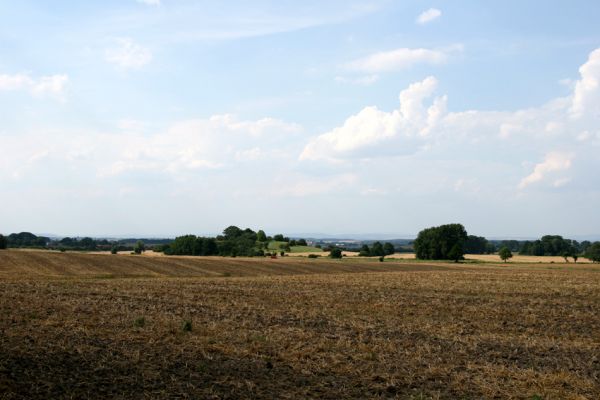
[371, 241, 385, 257]
[499, 246, 513, 262]
[414, 224, 468, 260]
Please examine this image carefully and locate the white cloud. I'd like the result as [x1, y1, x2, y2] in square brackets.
[0, 73, 68, 100]
[306, 48, 600, 162]
[0, 114, 302, 184]
[100, 115, 301, 176]
[30, 75, 69, 99]
[300, 76, 445, 161]
[346, 47, 448, 73]
[105, 38, 152, 69]
[0, 74, 33, 90]
[570, 48, 600, 118]
[519, 152, 573, 189]
[416, 8, 442, 25]
[301, 47, 600, 194]
[136, 0, 160, 5]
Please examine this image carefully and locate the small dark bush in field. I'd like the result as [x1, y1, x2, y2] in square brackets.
[111, 246, 118, 254]
[379, 256, 384, 262]
[133, 317, 145, 328]
[330, 248, 342, 259]
[280, 251, 285, 257]
[182, 320, 192, 332]
[308, 254, 319, 258]
[222, 272, 231, 277]
[59, 247, 66, 252]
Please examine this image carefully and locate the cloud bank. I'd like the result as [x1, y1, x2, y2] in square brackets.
[302, 47, 600, 190]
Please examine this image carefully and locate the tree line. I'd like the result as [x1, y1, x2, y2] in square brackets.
[156, 226, 312, 257]
[413, 223, 600, 263]
[2, 227, 600, 263]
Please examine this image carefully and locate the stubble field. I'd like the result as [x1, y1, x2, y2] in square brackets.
[1, 250, 599, 399]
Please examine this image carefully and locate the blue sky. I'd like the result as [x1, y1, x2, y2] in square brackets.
[1, 1, 600, 238]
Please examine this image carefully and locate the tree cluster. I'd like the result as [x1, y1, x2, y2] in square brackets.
[358, 242, 395, 257]
[0, 234, 6, 249]
[160, 226, 264, 257]
[519, 236, 585, 257]
[5, 232, 49, 248]
[414, 223, 468, 261]
[464, 235, 496, 254]
[163, 235, 219, 256]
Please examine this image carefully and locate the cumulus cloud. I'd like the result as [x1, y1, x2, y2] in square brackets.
[416, 8, 442, 25]
[570, 48, 600, 118]
[345, 47, 449, 73]
[301, 47, 600, 193]
[518, 152, 573, 189]
[0, 73, 68, 100]
[105, 38, 152, 69]
[300, 76, 445, 161]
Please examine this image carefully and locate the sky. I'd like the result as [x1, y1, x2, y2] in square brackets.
[1, 1, 600, 239]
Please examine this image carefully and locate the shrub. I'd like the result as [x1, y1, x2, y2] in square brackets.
[0, 234, 6, 249]
[133, 317, 145, 328]
[379, 256, 385, 262]
[330, 248, 342, 259]
[308, 254, 319, 259]
[133, 240, 145, 254]
[182, 320, 192, 332]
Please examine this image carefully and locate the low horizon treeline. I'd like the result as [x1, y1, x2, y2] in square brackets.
[1, 227, 599, 262]
[413, 224, 600, 263]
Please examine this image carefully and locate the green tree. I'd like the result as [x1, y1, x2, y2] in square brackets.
[464, 235, 489, 254]
[383, 242, 395, 256]
[79, 237, 97, 250]
[256, 230, 267, 242]
[448, 243, 463, 262]
[110, 245, 118, 254]
[584, 242, 600, 263]
[359, 244, 371, 257]
[330, 248, 342, 259]
[133, 240, 145, 254]
[0, 234, 6, 249]
[297, 239, 308, 246]
[414, 224, 467, 260]
[371, 241, 385, 257]
[499, 246, 513, 262]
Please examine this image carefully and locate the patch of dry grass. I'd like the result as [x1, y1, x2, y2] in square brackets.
[0, 250, 599, 399]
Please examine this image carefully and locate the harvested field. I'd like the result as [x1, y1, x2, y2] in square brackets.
[0, 250, 447, 280]
[377, 253, 593, 264]
[1, 250, 599, 399]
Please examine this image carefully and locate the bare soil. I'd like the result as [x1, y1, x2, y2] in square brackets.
[1, 250, 599, 399]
